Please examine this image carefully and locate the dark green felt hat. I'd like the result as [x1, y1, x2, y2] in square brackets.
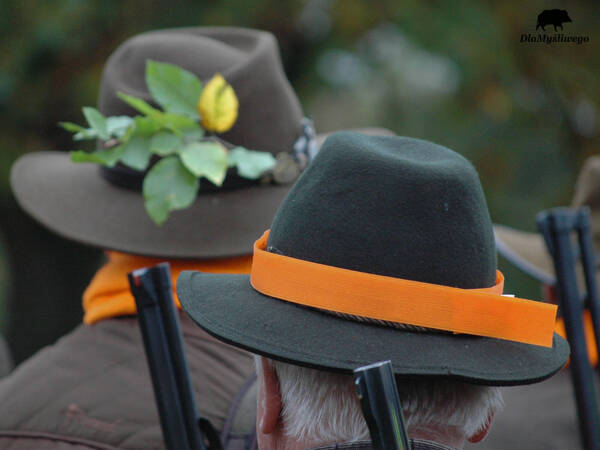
[178, 131, 569, 385]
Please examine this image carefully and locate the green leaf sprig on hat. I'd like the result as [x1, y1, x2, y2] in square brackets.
[60, 61, 276, 225]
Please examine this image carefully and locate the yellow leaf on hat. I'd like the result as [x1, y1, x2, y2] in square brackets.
[197, 74, 239, 133]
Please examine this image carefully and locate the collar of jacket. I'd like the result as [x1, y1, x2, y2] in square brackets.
[310, 439, 456, 450]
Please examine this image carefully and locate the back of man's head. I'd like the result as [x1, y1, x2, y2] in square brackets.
[256, 357, 502, 449]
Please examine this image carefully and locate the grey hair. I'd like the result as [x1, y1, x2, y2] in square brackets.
[258, 357, 503, 444]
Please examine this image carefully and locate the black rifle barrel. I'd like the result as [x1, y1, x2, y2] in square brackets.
[354, 360, 411, 450]
[128, 263, 208, 450]
[537, 208, 600, 450]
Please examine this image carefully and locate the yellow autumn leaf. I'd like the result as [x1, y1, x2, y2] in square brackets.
[197, 73, 239, 133]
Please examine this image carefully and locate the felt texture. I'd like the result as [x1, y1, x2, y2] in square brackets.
[178, 132, 570, 384]
[268, 132, 497, 289]
[178, 271, 570, 386]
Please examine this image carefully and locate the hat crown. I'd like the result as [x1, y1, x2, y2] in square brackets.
[98, 27, 304, 154]
[267, 132, 497, 289]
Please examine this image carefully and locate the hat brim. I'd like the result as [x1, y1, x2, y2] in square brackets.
[494, 224, 556, 285]
[12, 128, 395, 258]
[178, 271, 570, 386]
[11, 151, 291, 258]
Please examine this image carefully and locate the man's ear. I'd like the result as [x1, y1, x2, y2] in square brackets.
[467, 412, 494, 443]
[258, 356, 282, 435]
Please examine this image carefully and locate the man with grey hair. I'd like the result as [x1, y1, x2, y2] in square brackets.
[254, 357, 503, 449]
[178, 132, 570, 449]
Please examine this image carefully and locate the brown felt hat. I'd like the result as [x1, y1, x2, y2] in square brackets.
[10, 27, 393, 258]
[494, 155, 600, 285]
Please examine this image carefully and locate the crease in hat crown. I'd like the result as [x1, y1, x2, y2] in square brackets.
[99, 27, 304, 154]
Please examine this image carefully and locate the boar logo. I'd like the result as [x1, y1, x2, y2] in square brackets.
[536, 9, 572, 31]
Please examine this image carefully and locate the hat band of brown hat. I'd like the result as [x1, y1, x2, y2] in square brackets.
[97, 117, 319, 192]
[250, 231, 558, 347]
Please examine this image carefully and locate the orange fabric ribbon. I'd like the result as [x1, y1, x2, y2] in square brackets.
[250, 230, 558, 347]
[83, 251, 252, 325]
[555, 312, 598, 367]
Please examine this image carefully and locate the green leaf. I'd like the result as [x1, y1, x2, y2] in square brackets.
[61, 121, 97, 140]
[116, 92, 197, 136]
[158, 112, 197, 133]
[117, 92, 161, 116]
[146, 60, 203, 118]
[61, 117, 134, 141]
[59, 121, 86, 133]
[228, 147, 276, 179]
[106, 116, 134, 138]
[151, 131, 181, 156]
[71, 127, 97, 141]
[82, 107, 109, 140]
[120, 135, 152, 170]
[179, 141, 228, 186]
[182, 127, 205, 142]
[143, 156, 199, 225]
[70, 145, 125, 167]
[133, 116, 162, 136]
[73, 130, 96, 140]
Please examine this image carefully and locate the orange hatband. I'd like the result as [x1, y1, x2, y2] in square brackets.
[250, 231, 558, 347]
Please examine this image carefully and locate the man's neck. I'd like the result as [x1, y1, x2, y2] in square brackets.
[259, 426, 322, 449]
[263, 430, 462, 450]
[258, 421, 465, 449]
[410, 426, 465, 449]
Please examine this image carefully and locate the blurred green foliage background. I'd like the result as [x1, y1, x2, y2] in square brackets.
[0, 0, 598, 362]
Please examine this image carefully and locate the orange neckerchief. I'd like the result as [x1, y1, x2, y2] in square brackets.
[83, 251, 252, 325]
[555, 312, 598, 367]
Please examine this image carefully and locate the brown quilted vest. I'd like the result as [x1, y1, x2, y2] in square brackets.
[0, 312, 257, 449]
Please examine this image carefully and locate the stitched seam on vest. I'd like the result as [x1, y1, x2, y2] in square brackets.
[0, 430, 122, 449]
